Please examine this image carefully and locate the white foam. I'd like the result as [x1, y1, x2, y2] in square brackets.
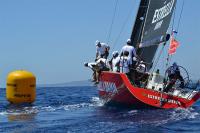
[63, 103, 94, 111]
[0, 97, 105, 115]
[41, 106, 56, 112]
[0, 107, 39, 116]
[170, 107, 199, 121]
[128, 110, 138, 114]
[91, 97, 105, 107]
[0, 111, 8, 116]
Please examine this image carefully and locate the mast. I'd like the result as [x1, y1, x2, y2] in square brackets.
[130, 0, 177, 70]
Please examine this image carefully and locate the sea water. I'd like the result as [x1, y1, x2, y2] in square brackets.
[0, 86, 200, 133]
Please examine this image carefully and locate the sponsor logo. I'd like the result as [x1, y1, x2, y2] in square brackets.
[152, 0, 175, 24]
[154, 20, 163, 30]
[98, 81, 118, 94]
[7, 83, 17, 87]
[14, 94, 31, 98]
[146, 94, 181, 105]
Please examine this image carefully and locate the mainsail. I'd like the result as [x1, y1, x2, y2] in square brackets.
[130, 0, 176, 70]
[130, 0, 149, 46]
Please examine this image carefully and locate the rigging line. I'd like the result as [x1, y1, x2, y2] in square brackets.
[137, 0, 151, 58]
[164, 47, 169, 70]
[162, 47, 167, 72]
[171, 1, 177, 32]
[106, 0, 119, 44]
[111, 2, 136, 51]
[176, 0, 185, 34]
[166, 54, 172, 69]
[137, 0, 151, 46]
[166, 2, 178, 68]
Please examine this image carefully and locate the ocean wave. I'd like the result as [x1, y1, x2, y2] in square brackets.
[170, 107, 199, 121]
[63, 103, 94, 111]
[55, 97, 104, 111]
[91, 97, 105, 107]
[145, 107, 200, 126]
[127, 110, 138, 114]
[120, 107, 200, 126]
[41, 106, 56, 112]
[0, 107, 39, 117]
[0, 97, 104, 116]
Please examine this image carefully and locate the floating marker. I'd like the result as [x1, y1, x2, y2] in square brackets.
[6, 70, 36, 104]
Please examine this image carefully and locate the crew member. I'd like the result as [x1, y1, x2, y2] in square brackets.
[84, 62, 98, 82]
[95, 58, 110, 71]
[135, 61, 146, 73]
[96, 40, 110, 59]
[84, 58, 110, 84]
[119, 51, 131, 79]
[111, 51, 120, 72]
[120, 39, 136, 65]
[164, 62, 184, 92]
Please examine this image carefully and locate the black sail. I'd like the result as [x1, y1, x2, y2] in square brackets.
[130, 0, 149, 47]
[131, 0, 176, 70]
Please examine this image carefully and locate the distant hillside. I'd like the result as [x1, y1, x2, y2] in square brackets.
[38, 80, 93, 87]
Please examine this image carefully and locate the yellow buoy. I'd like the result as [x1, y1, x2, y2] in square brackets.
[6, 70, 36, 104]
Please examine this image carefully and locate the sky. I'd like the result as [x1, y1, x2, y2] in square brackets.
[0, 0, 199, 87]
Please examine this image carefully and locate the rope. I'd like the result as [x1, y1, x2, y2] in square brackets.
[151, 44, 165, 73]
[111, 3, 136, 51]
[171, 1, 177, 33]
[165, 0, 181, 70]
[106, 0, 119, 44]
[176, 0, 185, 34]
[166, 0, 185, 68]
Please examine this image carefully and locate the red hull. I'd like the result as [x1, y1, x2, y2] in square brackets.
[98, 71, 200, 109]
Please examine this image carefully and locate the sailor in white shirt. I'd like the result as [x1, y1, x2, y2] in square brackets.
[96, 40, 110, 59]
[111, 51, 120, 72]
[85, 58, 110, 71]
[85, 62, 97, 70]
[119, 51, 131, 75]
[84, 62, 98, 82]
[96, 58, 110, 70]
[120, 39, 136, 64]
[84, 58, 110, 84]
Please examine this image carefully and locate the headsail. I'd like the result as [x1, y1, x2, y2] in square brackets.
[131, 0, 177, 70]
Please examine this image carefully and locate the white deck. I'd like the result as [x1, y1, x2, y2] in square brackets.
[146, 73, 198, 100]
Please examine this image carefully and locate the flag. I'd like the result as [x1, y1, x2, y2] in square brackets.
[168, 48, 176, 55]
[168, 36, 180, 55]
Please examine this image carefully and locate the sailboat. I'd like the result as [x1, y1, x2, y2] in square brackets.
[94, 0, 200, 109]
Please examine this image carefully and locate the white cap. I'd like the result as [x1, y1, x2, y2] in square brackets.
[84, 62, 88, 67]
[133, 57, 137, 61]
[112, 51, 119, 57]
[95, 40, 100, 46]
[127, 39, 131, 44]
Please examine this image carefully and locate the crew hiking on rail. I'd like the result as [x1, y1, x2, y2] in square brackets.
[85, 39, 140, 84]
